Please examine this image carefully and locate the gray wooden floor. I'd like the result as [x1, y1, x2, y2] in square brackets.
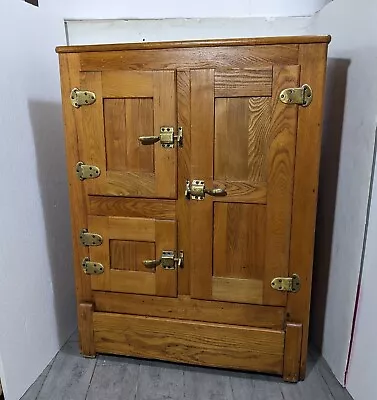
[21, 331, 353, 400]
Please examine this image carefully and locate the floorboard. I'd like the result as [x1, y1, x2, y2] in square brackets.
[19, 331, 353, 400]
[35, 341, 96, 400]
[86, 355, 139, 400]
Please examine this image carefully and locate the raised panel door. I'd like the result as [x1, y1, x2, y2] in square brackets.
[189, 66, 300, 307]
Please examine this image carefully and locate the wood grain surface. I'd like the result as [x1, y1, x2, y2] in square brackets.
[93, 313, 285, 374]
[56, 35, 331, 53]
[93, 292, 285, 329]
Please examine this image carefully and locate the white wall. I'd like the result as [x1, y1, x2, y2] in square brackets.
[310, 0, 377, 385]
[50, 0, 330, 19]
[347, 136, 377, 400]
[64, 0, 377, 389]
[0, 2, 76, 399]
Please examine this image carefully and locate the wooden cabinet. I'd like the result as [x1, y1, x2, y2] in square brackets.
[56, 36, 330, 382]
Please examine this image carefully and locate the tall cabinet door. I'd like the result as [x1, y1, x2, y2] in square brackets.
[76, 70, 177, 199]
[189, 66, 300, 306]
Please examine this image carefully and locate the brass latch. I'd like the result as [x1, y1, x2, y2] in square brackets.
[185, 180, 227, 200]
[82, 257, 104, 275]
[143, 250, 184, 270]
[79, 229, 103, 246]
[139, 127, 183, 148]
[279, 84, 313, 107]
[70, 88, 96, 108]
[76, 162, 101, 181]
[271, 274, 301, 293]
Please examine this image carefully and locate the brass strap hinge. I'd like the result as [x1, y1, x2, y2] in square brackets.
[76, 162, 101, 181]
[143, 250, 184, 270]
[139, 127, 183, 148]
[279, 84, 313, 107]
[271, 274, 301, 293]
[79, 229, 103, 246]
[185, 180, 227, 201]
[71, 88, 96, 108]
[82, 257, 104, 275]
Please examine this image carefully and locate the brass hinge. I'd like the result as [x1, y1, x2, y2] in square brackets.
[70, 88, 96, 108]
[139, 127, 183, 148]
[185, 179, 227, 201]
[76, 162, 101, 181]
[82, 257, 104, 275]
[79, 229, 103, 246]
[279, 84, 313, 107]
[271, 274, 301, 293]
[143, 250, 184, 270]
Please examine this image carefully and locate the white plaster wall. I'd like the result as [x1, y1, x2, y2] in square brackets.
[0, 2, 76, 399]
[65, 18, 312, 45]
[346, 136, 377, 400]
[310, 0, 377, 385]
[51, 0, 330, 19]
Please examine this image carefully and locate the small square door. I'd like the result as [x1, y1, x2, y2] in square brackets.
[76, 70, 177, 199]
[87, 215, 177, 297]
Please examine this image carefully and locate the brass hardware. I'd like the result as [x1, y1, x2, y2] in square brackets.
[79, 229, 103, 246]
[271, 274, 301, 293]
[138, 136, 160, 145]
[82, 257, 104, 275]
[279, 84, 313, 107]
[143, 250, 184, 270]
[185, 180, 227, 201]
[76, 162, 101, 181]
[139, 127, 183, 148]
[70, 88, 96, 108]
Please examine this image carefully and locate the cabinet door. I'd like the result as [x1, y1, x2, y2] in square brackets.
[88, 215, 177, 297]
[190, 66, 299, 306]
[76, 70, 176, 199]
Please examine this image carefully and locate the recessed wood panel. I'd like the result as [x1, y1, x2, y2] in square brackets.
[93, 312, 285, 374]
[88, 196, 176, 219]
[110, 240, 155, 273]
[215, 68, 272, 97]
[93, 292, 285, 329]
[104, 98, 154, 173]
[102, 71, 154, 97]
[212, 277, 263, 304]
[213, 203, 266, 280]
[214, 97, 271, 183]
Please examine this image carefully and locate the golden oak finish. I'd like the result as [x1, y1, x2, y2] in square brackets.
[57, 36, 329, 381]
[93, 312, 285, 374]
[88, 216, 177, 297]
[93, 292, 285, 329]
[88, 196, 176, 219]
[176, 70, 191, 295]
[56, 36, 331, 53]
[283, 323, 303, 382]
[288, 43, 329, 379]
[78, 303, 95, 357]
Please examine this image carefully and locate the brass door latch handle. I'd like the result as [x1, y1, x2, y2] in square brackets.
[185, 180, 227, 200]
[139, 127, 183, 148]
[143, 250, 184, 270]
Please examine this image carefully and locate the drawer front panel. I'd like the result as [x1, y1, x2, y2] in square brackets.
[93, 312, 285, 375]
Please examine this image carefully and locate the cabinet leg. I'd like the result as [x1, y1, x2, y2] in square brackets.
[78, 302, 96, 358]
[283, 323, 303, 382]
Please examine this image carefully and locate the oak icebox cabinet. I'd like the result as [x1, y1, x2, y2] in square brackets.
[56, 35, 330, 382]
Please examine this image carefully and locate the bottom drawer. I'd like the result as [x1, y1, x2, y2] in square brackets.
[93, 312, 285, 375]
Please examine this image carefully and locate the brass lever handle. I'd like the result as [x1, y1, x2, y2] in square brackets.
[204, 187, 227, 197]
[143, 250, 184, 270]
[143, 259, 161, 268]
[138, 136, 161, 145]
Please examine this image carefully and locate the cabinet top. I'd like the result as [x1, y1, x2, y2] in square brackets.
[56, 35, 331, 54]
